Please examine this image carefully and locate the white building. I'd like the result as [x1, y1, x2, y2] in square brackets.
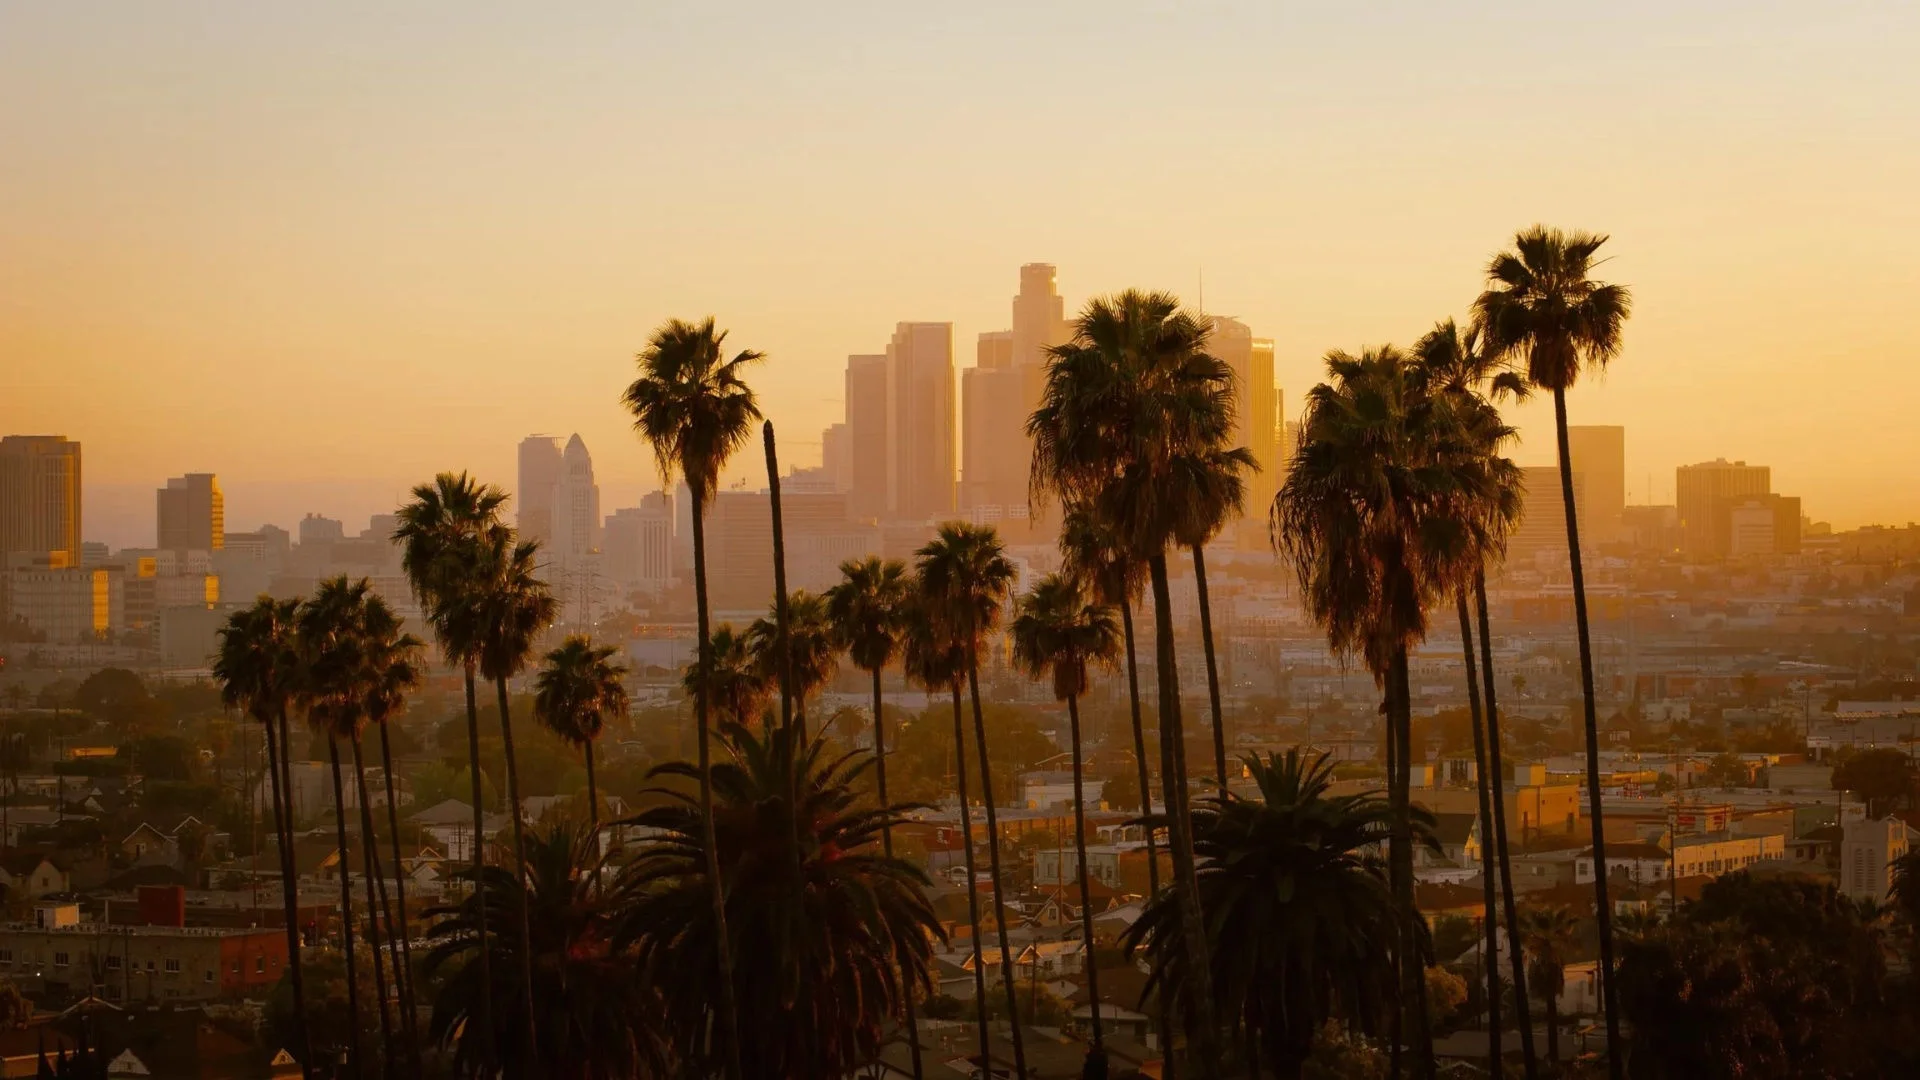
[550, 434, 602, 568]
[1841, 817, 1909, 905]
[602, 494, 674, 593]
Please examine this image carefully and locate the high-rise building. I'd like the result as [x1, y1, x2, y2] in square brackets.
[845, 354, 889, 522]
[1727, 494, 1802, 557]
[549, 434, 602, 568]
[603, 493, 674, 594]
[1566, 426, 1626, 544]
[517, 435, 564, 547]
[1676, 459, 1771, 558]
[156, 474, 223, 553]
[886, 322, 955, 521]
[298, 514, 345, 546]
[1010, 262, 1070, 369]
[1208, 316, 1280, 544]
[821, 423, 852, 493]
[1508, 466, 1587, 564]
[961, 330, 1027, 524]
[0, 435, 82, 568]
[704, 490, 874, 610]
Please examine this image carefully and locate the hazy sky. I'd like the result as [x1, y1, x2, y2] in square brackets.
[5, 2, 1918, 548]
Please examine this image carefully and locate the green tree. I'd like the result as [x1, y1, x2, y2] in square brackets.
[533, 635, 629, 835]
[915, 522, 1028, 1079]
[1125, 751, 1419, 1080]
[1010, 572, 1122, 1057]
[1476, 225, 1634, 1074]
[1831, 746, 1914, 817]
[746, 590, 840, 735]
[394, 471, 509, 1073]
[622, 315, 762, 1080]
[618, 722, 941, 1078]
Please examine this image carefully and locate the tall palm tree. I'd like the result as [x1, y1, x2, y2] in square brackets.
[746, 590, 840, 733]
[1412, 318, 1538, 1077]
[437, 524, 556, 1060]
[295, 577, 381, 1077]
[355, 593, 426, 1070]
[916, 523, 1027, 1079]
[824, 556, 920, 1079]
[683, 624, 772, 730]
[1170, 446, 1257, 788]
[423, 822, 670, 1079]
[1521, 905, 1582, 1068]
[393, 472, 508, 1073]
[1125, 751, 1422, 1080]
[214, 597, 316, 1080]
[1475, 225, 1633, 1075]
[1010, 573, 1122, 1058]
[533, 636, 629, 836]
[618, 722, 941, 1078]
[1275, 347, 1507, 1080]
[1031, 290, 1236, 1074]
[622, 315, 763, 1080]
[901, 606, 994, 1071]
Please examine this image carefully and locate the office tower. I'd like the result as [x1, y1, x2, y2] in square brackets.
[1010, 262, 1070, 368]
[1208, 316, 1281, 539]
[299, 514, 346, 546]
[1676, 459, 1771, 557]
[704, 490, 874, 610]
[1508, 466, 1587, 564]
[1566, 426, 1626, 544]
[517, 435, 564, 547]
[156, 474, 223, 553]
[886, 322, 956, 520]
[549, 434, 602, 568]
[845, 355, 890, 522]
[1727, 494, 1802, 557]
[0, 435, 82, 568]
[821, 423, 852, 492]
[961, 330, 1026, 522]
[603, 495, 674, 593]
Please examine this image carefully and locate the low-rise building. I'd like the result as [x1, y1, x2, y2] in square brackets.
[0, 902, 287, 1004]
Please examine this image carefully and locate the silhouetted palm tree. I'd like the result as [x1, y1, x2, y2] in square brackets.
[1125, 751, 1421, 1080]
[1521, 905, 1582, 1067]
[824, 555, 921, 1079]
[1476, 225, 1633, 1075]
[746, 590, 840, 733]
[1010, 572, 1122, 1058]
[423, 821, 670, 1079]
[622, 316, 762, 1080]
[214, 597, 316, 1080]
[617, 722, 940, 1078]
[533, 636, 629, 836]
[355, 593, 425, 1069]
[1031, 290, 1234, 1073]
[1169, 445, 1257, 788]
[393, 472, 508, 1072]
[682, 624, 770, 730]
[916, 523, 1027, 1078]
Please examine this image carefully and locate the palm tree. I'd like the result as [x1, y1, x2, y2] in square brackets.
[682, 624, 772, 730]
[618, 722, 941, 1078]
[214, 597, 316, 1080]
[1275, 347, 1508, 1080]
[295, 577, 380, 1077]
[1412, 317, 1538, 1077]
[1010, 573, 1122, 1057]
[1126, 751, 1422, 1080]
[355, 593, 426, 1069]
[1169, 445, 1257, 788]
[1475, 225, 1633, 1075]
[622, 316, 761, 1080]
[423, 821, 670, 1079]
[1520, 906, 1582, 1067]
[824, 556, 920, 1079]
[435, 524, 556, 1060]
[916, 523, 1028, 1079]
[746, 590, 840, 733]
[901, 605, 994, 1071]
[1030, 290, 1235, 1073]
[393, 472, 508, 1072]
[533, 636, 629, 836]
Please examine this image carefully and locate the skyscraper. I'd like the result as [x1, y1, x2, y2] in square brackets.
[1208, 316, 1280, 542]
[549, 434, 602, 568]
[845, 354, 889, 522]
[156, 474, 223, 553]
[1676, 459, 1771, 557]
[0, 435, 82, 568]
[961, 330, 1025, 521]
[517, 435, 564, 547]
[1509, 466, 1587, 564]
[603, 492, 674, 593]
[821, 422, 852, 492]
[886, 322, 955, 521]
[1566, 426, 1626, 544]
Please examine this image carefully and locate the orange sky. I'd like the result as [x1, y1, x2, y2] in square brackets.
[5, 3, 1919, 546]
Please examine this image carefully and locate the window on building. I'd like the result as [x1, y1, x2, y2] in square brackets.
[256, 957, 266, 974]
[106, 955, 122, 970]
[52, 952, 69, 968]
[0, 948, 12, 965]
[164, 958, 181, 975]
[205, 970, 214, 983]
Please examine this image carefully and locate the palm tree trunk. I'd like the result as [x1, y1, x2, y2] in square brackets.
[1119, 596, 1178, 1080]
[1552, 387, 1623, 1079]
[584, 741, 599, 836]
[458, 665, 496, 1073]
[1388, 648, 1435, 1080]
[1543, 989, 1560, 1066]
[765, 423, 797, 742]
[263, 712, 316, 1080]
[950, 681, 993, 1070]
[1066, 693, 1103, 1053]
[493, 676, 539, 1067]
[1457, 593, 1502, 1068]
[1147, 552, 1222, 1078]
[967, 649, 1029, 1080]
[1476, 571, 1539, 1079]
[689, 498, 747, 1080]
[377, 720, 423, 1074]
[1190, 543, 1229, 789]
[875, 667, 924, 1080]
[327, 736, 365, 1079]
[349, 738, 394, 1075]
